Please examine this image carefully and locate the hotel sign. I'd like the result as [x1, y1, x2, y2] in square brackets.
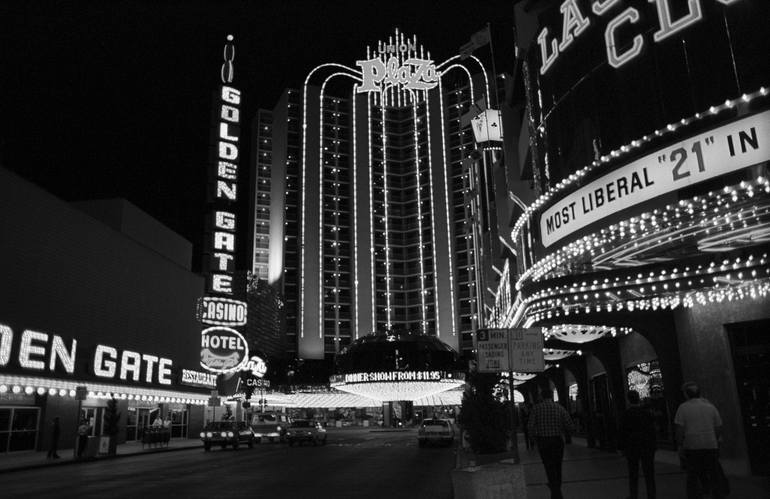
[200, 326, 248, 373]
[540, 110, 770, 248]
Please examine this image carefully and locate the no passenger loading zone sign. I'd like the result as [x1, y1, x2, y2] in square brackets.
[476, 328, 545, 373]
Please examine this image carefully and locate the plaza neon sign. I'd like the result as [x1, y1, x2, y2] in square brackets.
[356, 36, 438, 94]
[537, 0, 743, 74]
[356, 57, 438, 93]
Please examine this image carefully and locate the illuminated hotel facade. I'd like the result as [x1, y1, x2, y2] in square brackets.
[507, 0, 770, 476]
[251, 30, 503, 362]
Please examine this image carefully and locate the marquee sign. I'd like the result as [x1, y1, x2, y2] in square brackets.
[537, 0, 744, 75]
[356, 33, 438, 94]
[0, 323, 174, 386]
[332, 371, 447, 385]
[540, 110, 770, 247]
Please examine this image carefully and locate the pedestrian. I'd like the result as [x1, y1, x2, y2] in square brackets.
[521, 401, 533, 450]
[619, 390, 656, 499]
[77, 418, 91, 458]
[528, 388, 575, 499]
[674, 381, 724, 499]
[47, 416, 61, 459]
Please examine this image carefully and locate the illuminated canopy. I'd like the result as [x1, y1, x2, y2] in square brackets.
[543, 324, 632, 344]
[330, 371, 465, 402]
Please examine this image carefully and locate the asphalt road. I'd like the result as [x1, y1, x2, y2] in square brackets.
[1, 429, 455, 499]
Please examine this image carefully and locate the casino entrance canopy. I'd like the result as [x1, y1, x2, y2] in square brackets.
[330, 332, 465, 402]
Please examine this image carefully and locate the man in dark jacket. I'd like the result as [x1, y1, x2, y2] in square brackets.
[619, 390, 656, 499]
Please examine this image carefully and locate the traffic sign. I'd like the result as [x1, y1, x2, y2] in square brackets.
[476, 328, 544, 373]
[75, 386, 88, 401]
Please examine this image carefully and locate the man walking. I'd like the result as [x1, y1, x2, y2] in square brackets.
[619, 390, 656, 499]
[674, 382, 724, 499]
[528, 388, 575, 499]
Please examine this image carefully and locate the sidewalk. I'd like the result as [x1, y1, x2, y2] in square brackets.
[522, 437, 769, 498]
[0, 438, 202, 474]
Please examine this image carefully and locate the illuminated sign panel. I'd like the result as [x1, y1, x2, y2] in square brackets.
[537, 0, 745, 75]
[540, 110, 770, 247]
[181, 369, 218, 388]
[471, 110, 503, 143]
[199, 326, 248, 373]
[0, 322, 173, 386]
[355, 34, 438, 96]
[198, 35, 248, 373]
[333, 371, 446, 384]
[197, 296, 247, 326]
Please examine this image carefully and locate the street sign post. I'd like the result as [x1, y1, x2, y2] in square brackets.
[475, 328, 545, 464]
[476, 328, 544, 373]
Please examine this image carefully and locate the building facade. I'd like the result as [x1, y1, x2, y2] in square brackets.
[251, 30, 504, 364]
[510, 0, 770, 476]
[0, 168, 214, 454]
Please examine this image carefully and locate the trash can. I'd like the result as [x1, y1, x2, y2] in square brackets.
[84, 436, 100, 458]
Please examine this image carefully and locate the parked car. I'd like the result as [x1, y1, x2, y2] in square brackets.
[418, 418, 455, 447]
[200, 421, 255, 451]
[286, 419, 327, 446]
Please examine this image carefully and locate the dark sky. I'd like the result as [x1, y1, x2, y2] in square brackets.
[0, 0, 515, 261]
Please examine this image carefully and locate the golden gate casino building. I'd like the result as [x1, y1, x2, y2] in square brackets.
[509, 0, 770, 476]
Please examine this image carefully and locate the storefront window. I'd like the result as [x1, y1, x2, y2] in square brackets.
[0, 407, 39, 452]
[169, 408, 188, 438]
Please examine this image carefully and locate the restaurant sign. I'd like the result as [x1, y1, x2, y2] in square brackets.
[181, 369, 218, 389]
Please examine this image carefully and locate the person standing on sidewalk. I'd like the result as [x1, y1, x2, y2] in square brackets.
[674, 381, 724, 499]
[76, 419, 91, 459]
[619, 390, 656, 499]
[528, 388, 575, 499]
[46, 417, 61, 459]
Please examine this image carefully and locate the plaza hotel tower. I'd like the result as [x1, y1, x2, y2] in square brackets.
[250, 30, 502, 362]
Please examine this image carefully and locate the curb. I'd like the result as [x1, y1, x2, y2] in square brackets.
[0, 444, 202, 474]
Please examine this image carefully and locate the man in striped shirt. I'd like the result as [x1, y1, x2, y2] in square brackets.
[528, 388, 575, 499]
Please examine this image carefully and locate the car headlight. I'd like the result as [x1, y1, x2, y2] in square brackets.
[206, 432, 213, 438]
[221, 432, 227, 437]
[227, 432, 234, 437]
[200, 432, 205, 438]
[276, 426, 282, 432]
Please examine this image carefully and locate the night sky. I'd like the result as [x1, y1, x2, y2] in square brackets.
[0, 0, 516, 265]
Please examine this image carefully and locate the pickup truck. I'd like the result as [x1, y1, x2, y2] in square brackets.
[417, 418, 455, 447]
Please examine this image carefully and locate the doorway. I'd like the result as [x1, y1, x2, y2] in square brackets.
[728, 319, 770, 476]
